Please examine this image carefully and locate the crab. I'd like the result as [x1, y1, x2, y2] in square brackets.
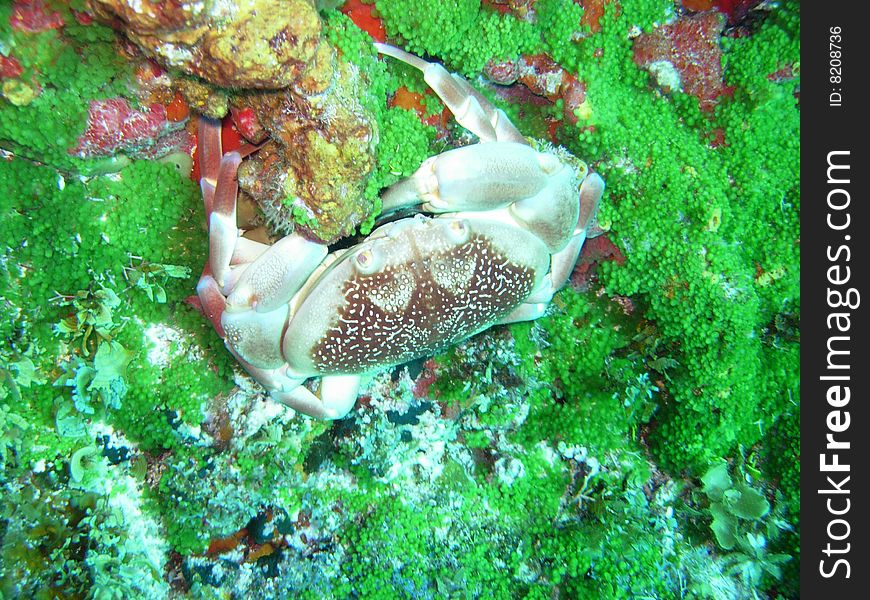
[195, 43, 605, 420]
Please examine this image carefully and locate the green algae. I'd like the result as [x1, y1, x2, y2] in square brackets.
[0, 2, 135, 173]
[373, 0, 542, 74]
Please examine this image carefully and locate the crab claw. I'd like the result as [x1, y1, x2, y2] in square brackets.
[375, 42, 525, 144]
[381, 142, 568, 215]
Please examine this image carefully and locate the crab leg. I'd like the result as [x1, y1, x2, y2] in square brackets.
[197, 116, 322, 336]
[196, 118, 231, 335]
[198, 116, 329, 374]
[376, 47, 571, 215]
[196, 269, 228, 337]
[547, 173, 606, 291]
[208, 153, 244, 290]
[375, 43, 526, 145]
[198, 117, 223, 221]
[198, 116, 241, 289]
[199, 116, 328, 311]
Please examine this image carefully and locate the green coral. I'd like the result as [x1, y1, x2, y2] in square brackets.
[0, 2, 134, 173]
[376, 0, 478, 56]
[366, 105, 437, 198]
[547, 0, 802, 475]
[330, 423, 686, 598]
[536, 0, 587, 69]
[375, 0, 541, 74]
[503, 290, 657, 455]
[0, 153, 234, 588]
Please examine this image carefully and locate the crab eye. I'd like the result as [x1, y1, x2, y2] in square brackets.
[446, 219, 470, 244]
[354, 249, 380, 274]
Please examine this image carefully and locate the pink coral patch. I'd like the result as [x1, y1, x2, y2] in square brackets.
[713, 0, 763, 24]
[73, 98, 166, 157]
[487, 53, 588, 128]
[633, 11, 726, 111]
[0, 56, 23, 79]
[412, 359, 439, 399]
[571, 235, 625, 291]
[10, 0, 65, 32]
[71, 9, 94, 26]
[72, 97, 192, 160]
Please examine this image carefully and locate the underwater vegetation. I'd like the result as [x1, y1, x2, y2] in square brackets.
[0, 0, 798, 598]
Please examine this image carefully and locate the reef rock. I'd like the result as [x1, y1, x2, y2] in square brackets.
[88, 0, 326, 89]
[232, 58, 379, 245]
[632, 11, 726, 111]
[72, 98, 190, 159]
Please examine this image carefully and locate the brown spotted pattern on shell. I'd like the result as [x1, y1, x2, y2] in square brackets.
[312, 236, 535, 373]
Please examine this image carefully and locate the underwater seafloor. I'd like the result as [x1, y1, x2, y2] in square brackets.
[0, 0, 799, 598]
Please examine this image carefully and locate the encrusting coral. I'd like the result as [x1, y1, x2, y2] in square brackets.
[88, 0, 326, 89]
[0, 0, 800, 597]
[89, 0, 382, 244]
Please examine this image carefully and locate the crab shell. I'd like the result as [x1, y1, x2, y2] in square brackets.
[286, 215, 550, 374]
[197, 44, 605, 419]
[222, 173, 576, 376]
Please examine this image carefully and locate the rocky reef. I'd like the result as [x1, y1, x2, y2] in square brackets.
[1, 0, 799, 597]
